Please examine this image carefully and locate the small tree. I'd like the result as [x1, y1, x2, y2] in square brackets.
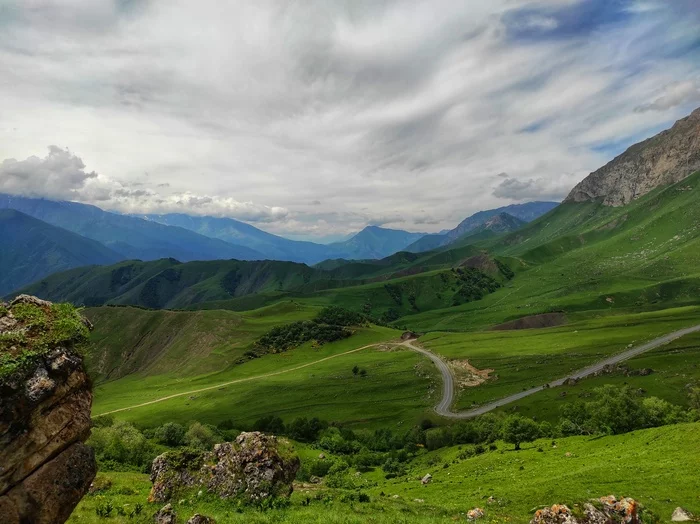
[156, 422, 186, 446]
[352, 365, 360, 376]
[502, 415, 539, 450]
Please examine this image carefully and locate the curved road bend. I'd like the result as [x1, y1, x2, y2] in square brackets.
[405, 323, 700, 419]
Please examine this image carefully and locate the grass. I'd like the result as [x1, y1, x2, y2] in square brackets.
[0, 299, 89, 381]
[493, 329, 700, 423]
[68, 422, 700, 523]
[88, 306, 439, 429]
[420, 306, 700, 410]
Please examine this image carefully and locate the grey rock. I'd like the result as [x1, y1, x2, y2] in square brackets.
[565, 107, 700, 206]
[154, 503, 177, 524]
[672, 507, 693, 522]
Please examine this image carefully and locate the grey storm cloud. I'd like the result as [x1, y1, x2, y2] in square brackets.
[492, 174, 573, 202]
[0, 146, 97, 200]
[635, 80, 700, 113]
[0, 1, 699, 238]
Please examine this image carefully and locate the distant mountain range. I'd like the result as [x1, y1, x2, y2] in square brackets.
[405, 202, 556, 253]
[0, 193, 553, 295]
[0, 209, 123, 295]
[328, 226, 427, 260]
[0, 194, 265, 262]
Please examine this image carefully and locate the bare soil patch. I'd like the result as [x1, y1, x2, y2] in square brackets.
[449, 359, 495, 388]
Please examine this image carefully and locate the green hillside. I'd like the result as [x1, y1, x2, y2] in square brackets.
[0, 209, 123, 295]
[69, 422, 700, 523]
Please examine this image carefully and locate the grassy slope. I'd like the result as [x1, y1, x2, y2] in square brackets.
[86, 304, 438, 429]
[83, 301, 318, 382]
[69, 422, 700, 523]
[421, 307, 700, 410]
[402, 172, 700, 331]
[492, 328, 700, 422]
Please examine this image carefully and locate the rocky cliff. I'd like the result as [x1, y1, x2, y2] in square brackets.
[565, 107, 700, 206]
[0, 295, 96, 524]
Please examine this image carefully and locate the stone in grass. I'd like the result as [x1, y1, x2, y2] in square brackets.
[154, 503, 177, 524]
[187, 515, 216, 524]
[149, 432, 300, 504]
[467, 508, 485, 520]
[421, 473, 432, 485]
[672, 507, 694, 522]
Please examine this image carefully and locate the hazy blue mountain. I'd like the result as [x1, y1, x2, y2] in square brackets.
[329, 226, 426, 260]
[0, 194, 265, 262]
[406, 202, 556, 253]
[0, 209, 124, 295]
[140, 213, 338, 264]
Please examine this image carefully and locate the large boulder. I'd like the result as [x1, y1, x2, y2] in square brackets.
[530, 496, 646, 524]
[150, 432, 300, 504]
[0, 296, 96, 524]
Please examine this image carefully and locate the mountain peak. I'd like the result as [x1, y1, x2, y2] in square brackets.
[565, 107, 700, 206]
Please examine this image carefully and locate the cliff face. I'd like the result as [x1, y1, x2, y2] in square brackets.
[565, 107, 700, 206]
[0, 295, 96, 524]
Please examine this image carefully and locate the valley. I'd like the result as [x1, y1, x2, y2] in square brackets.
[3, 106, 700, 523]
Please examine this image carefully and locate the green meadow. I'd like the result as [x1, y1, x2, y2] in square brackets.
[68, 422, 700, 523]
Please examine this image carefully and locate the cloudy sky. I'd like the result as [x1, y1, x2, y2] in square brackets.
[1, 0, 699, 241]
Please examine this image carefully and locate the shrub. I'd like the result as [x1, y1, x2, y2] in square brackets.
[89, 420, 156, 471]
[155, 422, 186, 447]
[184, 422, 220, 450]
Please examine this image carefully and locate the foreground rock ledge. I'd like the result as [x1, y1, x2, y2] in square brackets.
[0, 295, 96, 524]
[150, 431, 300, 504]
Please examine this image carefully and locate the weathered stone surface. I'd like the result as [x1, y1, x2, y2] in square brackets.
[0, 296, 96, 524]
[150, 432, 300, 504]
[565, 107, 700, 206]
[1, 442, 96, 524]
[530, 496, 645, 524]
[154, 503, 177, 524]
[421, 473, 432, 485]
[186, 514, 216, 524]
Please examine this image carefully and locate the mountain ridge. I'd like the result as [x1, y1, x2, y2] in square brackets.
[0, 209, 124, 295]
[565, 107, 700, 206]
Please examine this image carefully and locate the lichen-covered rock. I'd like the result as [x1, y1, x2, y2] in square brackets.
[0, 296, 96, 524]
[565, 107, 700, 206]
[531, 504, 578, 524]
[149, 432, 300, 504]
[530, 496, 646, 524]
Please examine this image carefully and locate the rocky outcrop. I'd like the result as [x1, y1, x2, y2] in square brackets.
[187, 515, 216, 524]
[565, 107, 700, 206]
[531, 496, 645, 524]
[0, 295, 96, 524]
[149, 432, 300, 504]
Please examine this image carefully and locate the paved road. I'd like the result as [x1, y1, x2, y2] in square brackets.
[405, 324, 700, 419]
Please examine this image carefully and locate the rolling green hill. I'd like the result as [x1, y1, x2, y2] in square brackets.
[0, 209, 124, 295]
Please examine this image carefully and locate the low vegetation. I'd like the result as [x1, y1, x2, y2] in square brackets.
[0, 298, 89, 381]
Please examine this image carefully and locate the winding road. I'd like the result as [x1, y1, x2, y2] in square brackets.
[406, 323, 700, 419]
[96, 325, 700, 420]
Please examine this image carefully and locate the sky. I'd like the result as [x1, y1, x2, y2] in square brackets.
[0, 0, 699, 241]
